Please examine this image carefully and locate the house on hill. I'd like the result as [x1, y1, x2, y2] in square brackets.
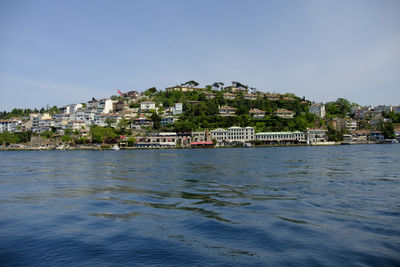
[219, 106, 237, 116]
[249, 109, 266, 119]
[275, 109, 295, 118]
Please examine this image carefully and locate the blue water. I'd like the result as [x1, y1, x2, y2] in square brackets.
[0, 145, 399, 266]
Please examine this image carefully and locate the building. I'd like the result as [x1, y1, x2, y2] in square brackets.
[309, 103, 326, 118]
[265, 93, 281, 101]
[227, 126, 255, 143]
[249, 109, 266, 119]
[255, 131, 306, 143]
[243, 94, 258, 100]
[173, 103, 183, 115]
[30, 113, 54, 133]
[165, 85, 206, 93]
[210, 128, 228, 146]
[191, 130, 211, 142]
[211, 126, 254, 146]
[219, 106, 237, 116]
[0, 119, 22, 133]
[93, 113, 121, 127]
[223, 93, 236, 100]
[203, 92, 216, 99]
[275, 109, 295, 118]
[62, 103, 83, 114]
[161, 116, 178, 126]
[393, 106, 400, 114]
[344, 119, 357, 131]
[136, 132, 177, 148]
[328, 117, 343, 131]
[306, 128, 328, 144]
[140, 101, 156, 112]
[224, 86, 248, 94]
[132, 115, 153, 128]
[98, 99, 114, 114]
[374, 105, 392, 113]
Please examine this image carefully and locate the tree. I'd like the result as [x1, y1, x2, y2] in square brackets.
[381, 122, 395, 139]
[182, 80, 199, 88]
[151, 112, 161, 130]
[118, 118, 130, 134]
[127, 137, 136, 147]
[212, 82, 224, 91]
[90, 126, 117, 144]
[105, 118, 116, 127]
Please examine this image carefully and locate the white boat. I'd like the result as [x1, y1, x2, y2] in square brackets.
[244, 143, 252, 147]
[112, 144, 120, 150]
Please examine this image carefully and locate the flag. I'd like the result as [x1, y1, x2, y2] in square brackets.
[117, 89, 123, 95]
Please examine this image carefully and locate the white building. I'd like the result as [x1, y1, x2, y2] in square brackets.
[63, 103, 83, 114]
[98, 99, 114, 114]
[210, 126, 254, 146]
[275, 109, 295, 118]
[255, 131, 305, 143]
[173, 103, 183, 115]
[227, 126, 255, 142]
[210, 128, 228, 146]
[93, 113, 121, 127]
[140, 101, 156, 112]
[0, 119, 22, 133]
[219, 106, 237, 116]
[344, 120, 357, 131]
[306, 128, 328, 144]
[309, 104, 326, 118]
[249, 109, 266, 119]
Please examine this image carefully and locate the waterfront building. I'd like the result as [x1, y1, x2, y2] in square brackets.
[227, 126, 255, 142]
[255, 131, 306, 143]
[306, 128, 328, 144]
[210, 128, 228, 146]
[191, 131, 206, 142]
[275, 109, 295, 118]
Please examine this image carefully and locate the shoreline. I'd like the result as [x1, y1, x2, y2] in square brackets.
[1, 141, 393, 151]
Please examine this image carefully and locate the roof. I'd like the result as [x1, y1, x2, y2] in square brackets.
[191, 142, 213, 145]
[275, 109, 294, 113]
[219, 106, 236, 110]
[249, 109, 265, 113]
[256, 131, 304, 135]
[211, 128, 228, 132]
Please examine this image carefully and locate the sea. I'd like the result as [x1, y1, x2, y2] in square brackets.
[0, 145, 399, 266]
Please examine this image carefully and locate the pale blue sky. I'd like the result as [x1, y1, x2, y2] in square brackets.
[1, 0, 399, 111]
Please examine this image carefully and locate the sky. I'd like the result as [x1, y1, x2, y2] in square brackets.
[1, 0, 399, 111]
